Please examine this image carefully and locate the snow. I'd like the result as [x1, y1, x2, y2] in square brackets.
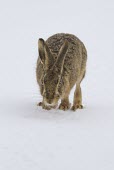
[0, 0, 114, 170]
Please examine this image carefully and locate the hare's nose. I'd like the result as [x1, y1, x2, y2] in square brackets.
[48, 100, 52, 104]
[45, 101, 55, 107]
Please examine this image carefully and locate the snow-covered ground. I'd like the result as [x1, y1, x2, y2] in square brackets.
[0, 0, 114, 170]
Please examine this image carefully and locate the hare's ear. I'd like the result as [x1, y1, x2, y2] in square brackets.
[38, 38, 45, 64]
[38, 38, 54, 69]
[56, 40, 68, 70]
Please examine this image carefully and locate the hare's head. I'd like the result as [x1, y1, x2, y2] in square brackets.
[38, 38, 68, 107]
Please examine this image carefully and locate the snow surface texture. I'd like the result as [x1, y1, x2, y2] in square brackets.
[0, 0, 114, 170]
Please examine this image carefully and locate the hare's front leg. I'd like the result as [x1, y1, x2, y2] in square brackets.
[37, 102, 43, 106]
[59, 86, 71, 111]
[37, 101, 51, 110]
[71, 83, 83, 111]
[59, 97, 71, 111]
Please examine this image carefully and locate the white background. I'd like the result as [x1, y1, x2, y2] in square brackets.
[0, 0, 114, 170]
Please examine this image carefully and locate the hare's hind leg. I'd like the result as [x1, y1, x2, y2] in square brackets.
[71, 83, 83, 111]
[71, 70, 86, 111]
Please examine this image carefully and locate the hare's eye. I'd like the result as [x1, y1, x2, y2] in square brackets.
[44, 79, 48, 84]
[55, 94, 60, 98]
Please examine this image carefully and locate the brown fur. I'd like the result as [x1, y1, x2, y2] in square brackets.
[36, 33, 87, 111]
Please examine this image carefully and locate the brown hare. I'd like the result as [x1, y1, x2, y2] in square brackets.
[36, 33, 87, 111]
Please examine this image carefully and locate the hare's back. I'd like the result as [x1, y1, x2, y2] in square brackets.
[46, 33, 87, 66]
[46, 33, 83, 55]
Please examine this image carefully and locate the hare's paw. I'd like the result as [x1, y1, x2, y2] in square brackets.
[37, 102, 51, 110]
[59, 103, 71, 111]
[37, 102, 43, 106]
[71, 104, 83, 111]
[42, 105, 51, 110]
